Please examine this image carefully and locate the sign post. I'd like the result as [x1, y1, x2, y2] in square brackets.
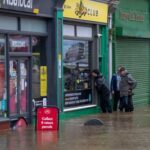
[36, 107, 59, 131]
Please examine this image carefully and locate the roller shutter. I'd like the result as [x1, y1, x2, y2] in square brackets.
[115, 38, 150, 104]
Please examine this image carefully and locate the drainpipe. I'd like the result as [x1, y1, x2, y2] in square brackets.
[108, 0, 120, 84]
[108, 13, 113, 84]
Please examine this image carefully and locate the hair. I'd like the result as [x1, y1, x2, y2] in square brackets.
[92, 69, 100, 75]
[119, 66, 126, 72]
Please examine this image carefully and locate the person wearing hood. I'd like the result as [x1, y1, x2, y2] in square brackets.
[119, 67, 137, 112]
[91, 69, 112, 113]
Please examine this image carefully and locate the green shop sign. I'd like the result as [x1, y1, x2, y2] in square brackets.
[115, 9, 150, 38]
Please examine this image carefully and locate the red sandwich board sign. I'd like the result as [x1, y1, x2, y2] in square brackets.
[36, 107, 59, 131]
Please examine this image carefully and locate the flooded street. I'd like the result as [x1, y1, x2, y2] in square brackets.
[0, 105, 150, 150]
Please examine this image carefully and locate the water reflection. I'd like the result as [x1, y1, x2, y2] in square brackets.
[36, 131, 58, 144]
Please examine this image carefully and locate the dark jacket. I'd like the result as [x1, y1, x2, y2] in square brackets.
[94, 75, 110, 96]
[119, 72, 137, 97]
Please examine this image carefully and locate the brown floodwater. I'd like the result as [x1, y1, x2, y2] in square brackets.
[0, 105, 150, 150]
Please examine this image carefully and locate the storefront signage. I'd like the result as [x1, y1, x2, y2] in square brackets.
[3, 0, 33, 9]
[64, 89, 92, 107]
[120, 11, 144, 22]
[0, 0, 54, 17]
[0, 0, 38, 13]
[63, 0, 108, 24]
[40, 66, 47, 97]
[36, 107, 59, 131]
[11, 40, 26, 47]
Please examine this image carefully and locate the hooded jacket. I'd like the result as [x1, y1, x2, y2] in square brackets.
[94, 75, 110, 96]
[119, 71, 137, 97]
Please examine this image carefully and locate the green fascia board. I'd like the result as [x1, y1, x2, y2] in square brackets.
[114, 0, 150, 38]
[115, 27, 123, 36]
[115, 27, 150, 38]
[60, 106, 101, 120]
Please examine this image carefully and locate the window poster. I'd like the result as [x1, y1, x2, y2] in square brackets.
[0, 62, 5, 100]
[0, 36, 6, 116]
[9, 60, 17, 114]
[9, 35, 29, 52]
[63, 40, 92, 107]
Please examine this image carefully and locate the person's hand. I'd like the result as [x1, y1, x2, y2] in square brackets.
[128, 89, 131, 92]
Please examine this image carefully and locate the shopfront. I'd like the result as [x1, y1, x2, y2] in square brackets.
[0, 0, 56, 123]
[62, 0, 109, 113]
[113, 0, 150, 105]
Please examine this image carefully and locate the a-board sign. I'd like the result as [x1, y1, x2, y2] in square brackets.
[36, 107, 59, 131]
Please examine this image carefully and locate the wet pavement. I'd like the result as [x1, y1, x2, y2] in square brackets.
[0, 105, 150, 150]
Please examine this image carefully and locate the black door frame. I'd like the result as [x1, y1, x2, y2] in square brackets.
[9, 56, 31, 120]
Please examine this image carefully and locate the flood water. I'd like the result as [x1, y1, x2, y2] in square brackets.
[0, 105, 150, 150]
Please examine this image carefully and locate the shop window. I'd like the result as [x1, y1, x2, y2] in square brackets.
[9, 35, 30, 52]
[0, 15, 17, 31]
[63, 24, 75, 37]
[0, 35, 7, 117]
[63, 40, 92, 107]
[21, 18, 47, 34]
[77, 26, 92, 38]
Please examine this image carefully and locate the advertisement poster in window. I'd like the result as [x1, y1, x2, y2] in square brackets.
[63, 40, 92, 107]
[9, 36, 29, 52]
[40, 66, 47, 97]
[0, 62, 5, 100]
[0, 37, 6, 115]
[9, 60, 17, 114]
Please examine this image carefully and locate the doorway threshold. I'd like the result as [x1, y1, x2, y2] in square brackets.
[0, 117, 10, 122]
[64, 104, 97, 112]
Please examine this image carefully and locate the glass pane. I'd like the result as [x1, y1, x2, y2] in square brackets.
[32, 37, 41, 99]
[0, 15, 17, 31]
[19, 60, 28, 114]
[63, 24, 75, 36]
[21, 18, 47, 33]
[0, 35, 7, 117]
[9, 60, 18, 115]
[63, 40, 92, 107]
[77, 26, 92, 38]
[9, 35, 30, 52]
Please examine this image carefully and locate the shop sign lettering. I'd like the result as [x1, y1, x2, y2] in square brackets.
[74, 1, 99, 18]
[64, 89, 92, 107]
[63, 0, 108, 23]
[40, 66, 47, 97]
[3, 0, 33, 9]
[36, 107, 59, 131]
[120, 11, 144, 22]
[11, 40, 26, 47]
